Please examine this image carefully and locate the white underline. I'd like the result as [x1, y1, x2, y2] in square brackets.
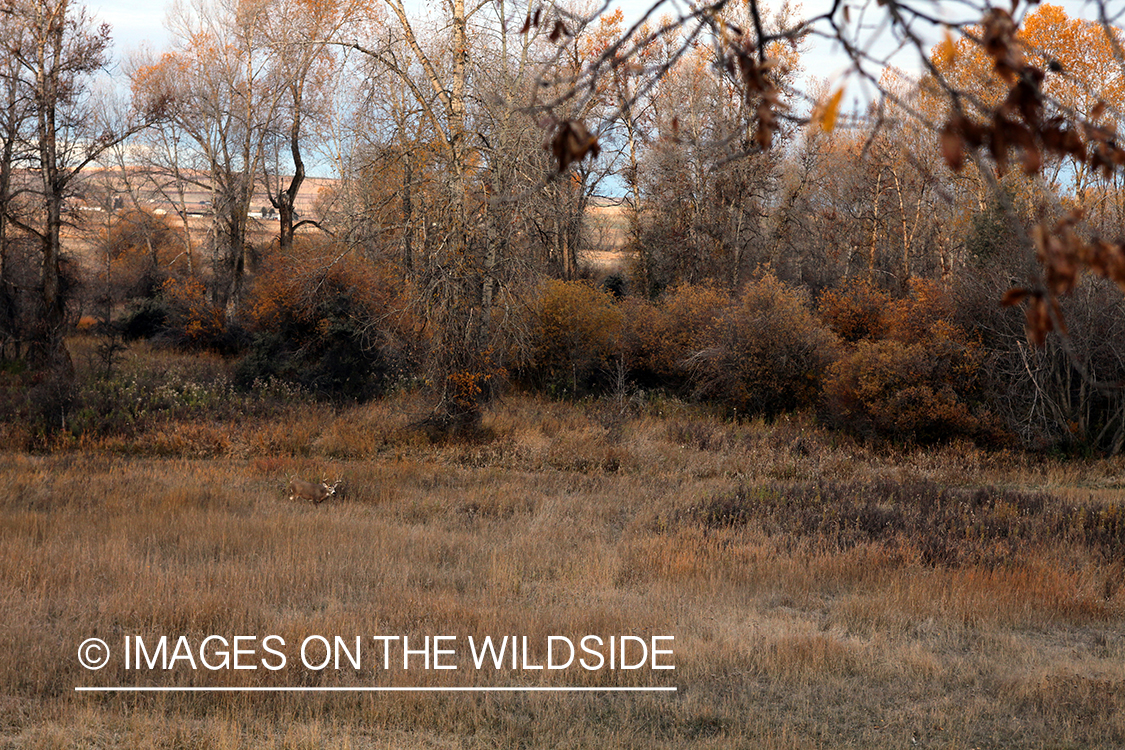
[75, 686, 677, 693]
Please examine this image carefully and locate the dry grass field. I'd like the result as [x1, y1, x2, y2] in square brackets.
[1, 343, 1124, 748]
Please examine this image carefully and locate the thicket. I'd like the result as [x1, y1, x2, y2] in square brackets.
[235, 244, 422, 402]
[63, 262, 1125, 452]
[684, 275, 839, 416]
[9, 228, 1125, 455]
[954, 268, 1125, 455]
[511, 274, 1009, 445]
[819, 279, 1009, 446]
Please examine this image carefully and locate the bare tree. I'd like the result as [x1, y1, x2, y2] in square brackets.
[132, 0, 283, 315]
[4, 0, 147, 367]
[258, 0, 365, 252]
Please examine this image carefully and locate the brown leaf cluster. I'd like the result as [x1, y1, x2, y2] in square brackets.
[518, 6, 568, 42]
[722, 34, 785, 150]
[1003, 212, 1125, 347]
[547, 120, 600, 172]
[982, 8, 1023, 83]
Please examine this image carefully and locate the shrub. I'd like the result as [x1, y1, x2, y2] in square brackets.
[518, 280, 623, 397]
[822, 325, 1006, 448]
[658, 283, 729, 376]
[954, 270, 1125, 454]
[157, 276, 239, 352]
[618, 295, 665, 385]
[621, 283, 728, 388]
[819, 278, 1010, 446]
[882, 278, 957, 344]
[816, 277, 890, 342]
[687, 274, 839, 416]
[93, 209, 191, 305]
[118, 298, 170, 341]
[236, 244, 419, 402]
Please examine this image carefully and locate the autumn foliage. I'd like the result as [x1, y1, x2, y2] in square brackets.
[237, 242, 420, 400]
[686, 275, 839, 416]
[518, 280, 623, 396]
[158, 276, 230, 351]
[95, 209, 189, 303]
[816, 278, 890, 343]
[620, 283, 728, 386]
[822, 281, 1006, 445]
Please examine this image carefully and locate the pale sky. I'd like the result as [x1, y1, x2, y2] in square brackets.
[91, 0, 1109, 92]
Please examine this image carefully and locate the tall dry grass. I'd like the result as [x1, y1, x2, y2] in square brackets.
[1, 389, 1123, 748]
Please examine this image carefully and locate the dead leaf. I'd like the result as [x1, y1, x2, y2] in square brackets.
[816, 87, 845, 133]
[548, 121, 600, 172]
[1001, 287, 1030, 307]
[940, 121, 964, 172]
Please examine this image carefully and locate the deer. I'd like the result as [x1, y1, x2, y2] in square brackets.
[286, 476, 342, 505]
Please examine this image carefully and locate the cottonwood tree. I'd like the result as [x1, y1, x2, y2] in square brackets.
[3, 0, 148, 367]
[258, 0, 369, 252]
[627, 5, 800, 293]
[339, 0, 481, 427]
[132, 0, 283, 315]
[340, 0, 604, 426]
[0, 12, 33, 357]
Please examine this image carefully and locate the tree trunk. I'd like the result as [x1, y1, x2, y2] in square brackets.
[34, 1, 71, 368]
[275, 86, 305, 253]
[0, 90, 15, 359]
[402, 150, 413, 273]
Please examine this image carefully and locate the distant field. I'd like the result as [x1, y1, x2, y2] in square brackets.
[1, 350, 1123, 747]
[61, 202, 636, 289]
[583, 201, 633, 275]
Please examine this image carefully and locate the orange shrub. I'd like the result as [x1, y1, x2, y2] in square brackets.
[518, 280, 623, 396]
[688, 274, 839, 415]
[822, 315, 1008, 445]
[618, 295, 665, 380]
[99, 209, 190, 301]
[883, 278, 956, 343]
[658, 283, 729, 374]
[817, 277, 890, 342]
[621, 283, 728, 385]
[817, 276, 1010, 445]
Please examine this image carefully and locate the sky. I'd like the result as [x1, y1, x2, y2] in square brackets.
[88, 0, 167, 55]
[90, 0, 1110, 103]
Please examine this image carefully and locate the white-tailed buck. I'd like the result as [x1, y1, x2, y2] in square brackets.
[287, 477, 342, 505]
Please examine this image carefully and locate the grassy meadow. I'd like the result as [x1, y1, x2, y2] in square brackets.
[1, 341, 1124, 748]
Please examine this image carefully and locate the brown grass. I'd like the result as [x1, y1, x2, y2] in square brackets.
[1, 384, 1124, 748]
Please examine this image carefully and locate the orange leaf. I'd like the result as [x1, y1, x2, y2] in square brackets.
[939, 28, 957, 66]
[816, 87, 845, 133]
